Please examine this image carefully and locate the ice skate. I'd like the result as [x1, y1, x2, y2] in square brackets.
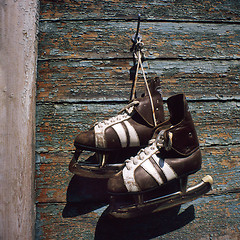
[69, 16, 166, 178]
[69, 77, 165, 178]
[107, 94, 213, 218]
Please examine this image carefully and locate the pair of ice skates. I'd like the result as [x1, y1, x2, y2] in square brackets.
[69, 77, 213, 218]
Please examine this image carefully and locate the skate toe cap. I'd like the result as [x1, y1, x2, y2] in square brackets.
[74, 130, 95, 148]
[108, 171, 128, 194]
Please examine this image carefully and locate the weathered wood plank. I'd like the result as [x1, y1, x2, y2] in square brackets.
[37, 1, 240, 239]
[39, 0, 240, 22]
[36, 159, 109, 203]
[37, 59, 240, 102]
[35, 144, 240, 203]
[38, 21, 240, 60]
[36, 203, 99, 240]
[36, 101, 240, 152]
[36, 193, 240, 240]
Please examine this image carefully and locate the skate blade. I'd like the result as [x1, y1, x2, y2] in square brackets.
[108, 175, 213, 219]
[69, 151, 125, 179]
[70, 162, 125, 179]
[69, 147, 141, 179]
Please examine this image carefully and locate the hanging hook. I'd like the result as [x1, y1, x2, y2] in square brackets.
[130, 14, 142, 53]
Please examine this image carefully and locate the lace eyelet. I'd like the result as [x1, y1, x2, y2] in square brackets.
[133, 160, 138, 165]
[145, 151, 149, 155]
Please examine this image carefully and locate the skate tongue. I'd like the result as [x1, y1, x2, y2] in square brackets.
[167, 94, 186, 125]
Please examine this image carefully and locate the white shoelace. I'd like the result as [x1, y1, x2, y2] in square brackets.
[95, 100, 140, 129]
[125, 131, 166, 170]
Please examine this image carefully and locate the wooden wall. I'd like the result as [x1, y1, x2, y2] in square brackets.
[36, 1, 240, 239]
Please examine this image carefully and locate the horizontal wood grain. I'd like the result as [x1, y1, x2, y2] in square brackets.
[36, 101, 240, 152]
[39, 0, 240, 22]
[35, 144, 240, 203]
[37, 59, 240, 102]
[36, 1, 240, 239]
[36, 193, 240, 240]
[38, 21, 240, 60]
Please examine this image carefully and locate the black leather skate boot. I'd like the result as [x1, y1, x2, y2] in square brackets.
[69, 77, 165, 178]
[107, 94, 213, 218]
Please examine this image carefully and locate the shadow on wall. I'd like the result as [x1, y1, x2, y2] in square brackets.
[62, 174, 195, 239]
[95, 205, 195, 240]
[62, 175, 109, 217]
